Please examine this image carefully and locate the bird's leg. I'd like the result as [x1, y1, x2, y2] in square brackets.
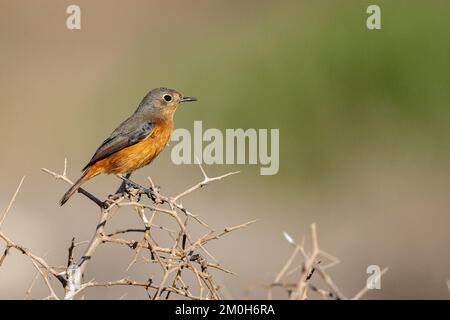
[108, 173, 134, 202]
[115, 174, 160, 202]
[118, 175, 150, 192]
[116, 173, 132, 194]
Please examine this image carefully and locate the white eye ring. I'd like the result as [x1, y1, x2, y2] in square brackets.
[163, 94, 172, 102]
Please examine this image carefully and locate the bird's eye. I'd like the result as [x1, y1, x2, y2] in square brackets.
[163, 94, 172, 102]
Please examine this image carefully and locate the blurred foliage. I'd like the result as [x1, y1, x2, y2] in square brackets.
[88, 1, 449, 182]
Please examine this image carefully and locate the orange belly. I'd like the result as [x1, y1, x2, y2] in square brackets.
[88, 121, 172, 176]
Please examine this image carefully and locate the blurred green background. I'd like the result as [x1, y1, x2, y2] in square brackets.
[0, 0, 449, 299]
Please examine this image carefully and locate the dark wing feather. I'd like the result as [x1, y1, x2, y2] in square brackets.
[82, 119, 155, 170]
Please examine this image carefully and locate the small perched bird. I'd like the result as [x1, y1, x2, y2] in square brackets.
[60, 87, 197, 206]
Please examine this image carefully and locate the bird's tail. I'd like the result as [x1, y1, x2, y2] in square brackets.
[59, 170, 91, 206]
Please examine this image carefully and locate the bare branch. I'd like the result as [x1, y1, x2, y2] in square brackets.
[0, 176, 25, 227]
[268, 224, 367, 300]
[0, 158, 251, 300]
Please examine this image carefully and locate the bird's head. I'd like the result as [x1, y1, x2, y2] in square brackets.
[137, 87, 197, 119]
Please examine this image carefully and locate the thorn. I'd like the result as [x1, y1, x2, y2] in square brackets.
[283, 231, 296, 246]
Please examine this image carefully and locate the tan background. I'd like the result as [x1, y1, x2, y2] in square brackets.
[0, 0, 449, 299]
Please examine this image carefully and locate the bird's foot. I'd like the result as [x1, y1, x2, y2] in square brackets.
[107, 192, 126, 201]
[133, 184, 162, 204]
[117, 176, 161, 202]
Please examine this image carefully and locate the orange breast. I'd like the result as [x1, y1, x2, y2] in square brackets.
[90, 120, 173, 175]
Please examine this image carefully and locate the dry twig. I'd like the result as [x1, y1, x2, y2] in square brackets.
[267, 225, 388, 300]
[0, 159, 252, 300]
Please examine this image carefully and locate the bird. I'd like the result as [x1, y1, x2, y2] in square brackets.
[59, 87, 197, 206]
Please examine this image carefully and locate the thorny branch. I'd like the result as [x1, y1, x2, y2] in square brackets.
[1, 160, 391, 300]
[0, 159, 254, 300]
[266, 225, 389, 300]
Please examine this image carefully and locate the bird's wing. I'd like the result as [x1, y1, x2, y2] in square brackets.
[82, 119, 155, 170]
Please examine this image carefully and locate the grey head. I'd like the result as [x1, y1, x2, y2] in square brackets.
[135, 87, 197, 118]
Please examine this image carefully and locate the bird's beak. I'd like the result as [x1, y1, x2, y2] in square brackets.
[180, 96, 197, 103]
